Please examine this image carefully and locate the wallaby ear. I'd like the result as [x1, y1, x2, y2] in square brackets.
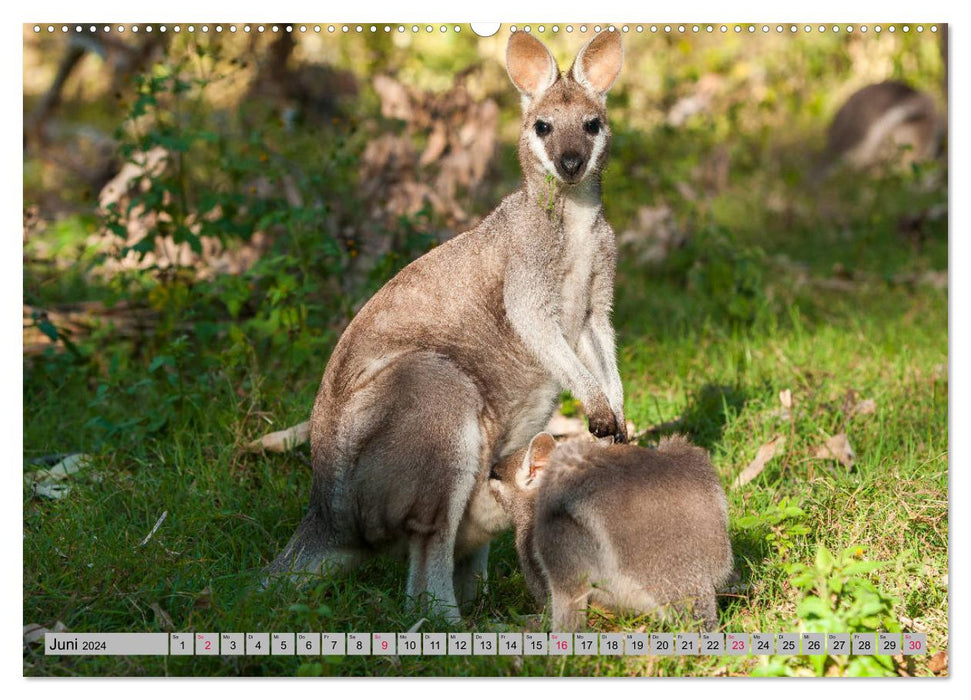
[506, 31, 559, 99]
[525, 432, 557, 482]
[570, 30, 623, 97]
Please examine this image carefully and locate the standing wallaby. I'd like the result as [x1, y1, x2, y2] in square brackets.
[489, 433, 734, 631]
[266, 30, 627, 621]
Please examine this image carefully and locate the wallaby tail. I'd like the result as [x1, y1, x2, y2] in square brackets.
[261, 504, 361, 588]
[264, 509, 326, 574]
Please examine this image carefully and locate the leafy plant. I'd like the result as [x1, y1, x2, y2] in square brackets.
[735, 497, 810, 559]
[685, 226, 768, 327]
[756, 545, 901, 677]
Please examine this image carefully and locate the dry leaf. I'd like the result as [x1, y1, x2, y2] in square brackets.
[23, 621, 68, 645]
[779, 389, 792, 409]
[898, 615, 928, 633]
[844, 389, 876, 418]
[150, 602, 175, 632]
[31, 483, 73, 500]
[927, 650, 948, 675]
[617, 204, 688, 264]
[419, 123, 448, 167]
[813, 433, 856, 469]
[193, 586, 213, 610]
[544, 412, 588, 439]
[23, 623, 47, 645]
[372, 75, 413, 121]
[245, 421, 310, 453]
[24, 453, 91, 482]
[733, 436, 784, 489]
[24, 453, 94, 500]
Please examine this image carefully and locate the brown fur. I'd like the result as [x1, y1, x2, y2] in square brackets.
[490, 434, 735, 631]
[265, 32, 627, 622]
[821, 81, 943, 173]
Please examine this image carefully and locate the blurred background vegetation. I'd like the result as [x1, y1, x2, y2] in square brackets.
[23, 25, 946, 449]
[23, 24, 948, 676]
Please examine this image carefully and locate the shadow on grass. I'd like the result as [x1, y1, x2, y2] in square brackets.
[717, 527, 773, 620]
[645, 383, 749, 451]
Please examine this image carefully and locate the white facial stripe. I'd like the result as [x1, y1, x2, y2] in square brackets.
[582, 127, 608, 180]
[528, 129, 560, 181]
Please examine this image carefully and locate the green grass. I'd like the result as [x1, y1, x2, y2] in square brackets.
[23, 29, 947, 677]
[22, 199, 948, 677]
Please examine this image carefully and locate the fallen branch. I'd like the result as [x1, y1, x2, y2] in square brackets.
[244, 421, 311, 453]
[137, 511, 168, 548]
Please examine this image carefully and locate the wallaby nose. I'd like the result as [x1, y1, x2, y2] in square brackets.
[559, 153, 585, 178]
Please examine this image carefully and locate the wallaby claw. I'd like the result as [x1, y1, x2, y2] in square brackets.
[587, 411, 618, 439]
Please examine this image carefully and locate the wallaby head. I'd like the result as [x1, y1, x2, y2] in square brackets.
[507, 30, 623, 187]
[488, 431, 556, 516]
[490, 432, 734, 631]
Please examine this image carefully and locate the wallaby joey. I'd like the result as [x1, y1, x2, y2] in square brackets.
[489, 433, 734, 631]
[266, 30, 627, 621]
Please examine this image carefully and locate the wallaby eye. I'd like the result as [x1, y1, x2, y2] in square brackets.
[534, 120, 552, 137]
[584, 118, 602, 135]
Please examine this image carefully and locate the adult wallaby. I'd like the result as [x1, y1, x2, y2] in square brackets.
[266, 30, 627, 621]
[489, 433, 734, 631]
[817, 81, 943, 176]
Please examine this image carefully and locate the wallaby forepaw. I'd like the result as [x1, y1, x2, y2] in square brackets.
[587, 411, 618, 440]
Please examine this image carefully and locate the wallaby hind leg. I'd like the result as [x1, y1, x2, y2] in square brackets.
[407, 532, 461, 621]
[551, 587, 590, 632]
[694, 585, 720, 632]
[404, 437, 480, 621]
[454, 543, 490, 608]
[354, 353, 485, 622]
[535, 509, 599, 630]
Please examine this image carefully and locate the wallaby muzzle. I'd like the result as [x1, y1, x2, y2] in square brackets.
[558, 151, 586, 181]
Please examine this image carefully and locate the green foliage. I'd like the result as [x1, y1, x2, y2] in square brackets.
[683, 226, 769, 327]
[539, 173, 557, 217]
[71, 41, 452, 406]
[735, 497, 810, 559]
[756, 545, 901, 677]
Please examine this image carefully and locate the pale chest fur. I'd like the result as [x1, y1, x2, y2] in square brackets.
[558, 197, 601, 344]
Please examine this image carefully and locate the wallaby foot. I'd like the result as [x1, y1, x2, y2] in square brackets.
[260, 547, 364, 590]
[665, 587, 720, 631]
[407, 533, 461, 622]
[550, 588, 590, 632]
[454, 543, 490, 608]
[693, 586, 720, 632]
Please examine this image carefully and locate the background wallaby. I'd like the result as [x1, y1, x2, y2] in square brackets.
[489, 433, 734, 631]
[818, 80, 943, 176]
[266, 30, 627, 621]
